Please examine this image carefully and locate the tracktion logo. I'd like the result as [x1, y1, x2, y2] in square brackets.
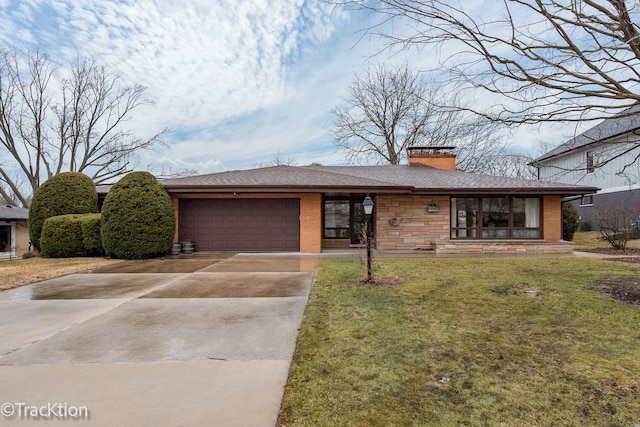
[1, 402, 90, 420]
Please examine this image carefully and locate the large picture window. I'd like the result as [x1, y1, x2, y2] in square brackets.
[451, 197, 542, 239]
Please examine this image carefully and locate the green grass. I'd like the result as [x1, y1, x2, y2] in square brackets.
[278, 256, 640, 426]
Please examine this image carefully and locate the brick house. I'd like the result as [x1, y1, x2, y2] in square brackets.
[148, 147, 597, 255]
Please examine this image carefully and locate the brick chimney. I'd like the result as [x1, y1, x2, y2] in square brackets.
[407, 146, 457, 171]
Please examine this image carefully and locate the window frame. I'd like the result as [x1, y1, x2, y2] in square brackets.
[322, 194, 374, 244]
[450, 196, 543, 240]
[586, 151, 595, 174]
[580, 195, 594, 206]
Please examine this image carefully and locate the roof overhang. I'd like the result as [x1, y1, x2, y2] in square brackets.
[412, 186, 600, 197]
[162, 184, 413, 194]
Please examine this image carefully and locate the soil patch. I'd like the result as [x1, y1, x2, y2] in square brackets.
[597, 277, 640, 308]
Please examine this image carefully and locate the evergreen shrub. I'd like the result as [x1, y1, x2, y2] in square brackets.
[29, 172, 98, 251]
[101, 171, 175, 259]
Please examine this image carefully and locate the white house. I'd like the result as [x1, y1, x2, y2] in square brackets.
[532, 106, 640, 230]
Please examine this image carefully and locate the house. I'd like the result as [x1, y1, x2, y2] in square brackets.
[128, 147, 596, 255]
[532, 106, 640, 230]
[0, 204, 29, 258]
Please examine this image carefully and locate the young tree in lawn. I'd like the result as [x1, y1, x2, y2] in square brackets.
[0, 48, 167, 207]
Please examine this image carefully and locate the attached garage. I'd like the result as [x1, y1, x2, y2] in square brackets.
[178, 198, 300, 252]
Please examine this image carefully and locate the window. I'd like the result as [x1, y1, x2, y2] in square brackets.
[586, 151, 595, 173]
[580, 195, 594, 206]
[451, 197, 542, 239]
[0, 225, 11, 252]
[323, 200, 350, 238]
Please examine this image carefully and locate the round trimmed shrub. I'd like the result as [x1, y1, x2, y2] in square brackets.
[29, 172, 98, 251]
[40, 213, 103, 257]
[80, 213, 104, 256]
[101, 171, 175, 259]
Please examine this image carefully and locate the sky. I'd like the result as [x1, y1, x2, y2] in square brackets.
[0, 0, 570, 176]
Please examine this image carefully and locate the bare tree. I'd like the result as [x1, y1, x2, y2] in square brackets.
[338, 0, 640, 124]
[0, 48, 167, 207]
[332, 63, 528, 175]
[253, 151, 298, 168]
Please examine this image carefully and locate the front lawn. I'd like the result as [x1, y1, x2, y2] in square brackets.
[0, 257, 121, 290]
[278, 256, 640, 426]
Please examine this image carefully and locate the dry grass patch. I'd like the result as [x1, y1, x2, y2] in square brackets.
[0, 256, 121, 290]
[279, 256, 640, 426]
[573, 231, 640, 252]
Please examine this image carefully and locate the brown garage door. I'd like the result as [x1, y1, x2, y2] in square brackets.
[178, 198, 300, 252]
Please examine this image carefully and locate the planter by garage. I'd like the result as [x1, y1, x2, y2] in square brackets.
[181, 241, 195, 254]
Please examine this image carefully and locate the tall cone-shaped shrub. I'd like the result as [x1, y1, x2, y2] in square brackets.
[29, 172, 99, 251]
[101, 171, 175, 259]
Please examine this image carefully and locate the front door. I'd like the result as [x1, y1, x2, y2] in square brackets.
[323, 194, 374, 245]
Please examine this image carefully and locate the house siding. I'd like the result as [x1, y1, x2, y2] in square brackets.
[570, 188, 640, 231]
[170, 193, 322, 252]
[537, 138, 640, 189]
[15, 222, 29, 255]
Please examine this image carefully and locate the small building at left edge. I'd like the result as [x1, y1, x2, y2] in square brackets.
[0, 204, 29, 258]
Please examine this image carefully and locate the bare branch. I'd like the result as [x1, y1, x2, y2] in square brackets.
[0, 48, 166, 205]
[336, 0, 640, 123]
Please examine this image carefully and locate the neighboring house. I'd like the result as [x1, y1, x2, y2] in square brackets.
[0, 205, 29, 258]
[99, 147, 596, 255]
[532, 106, 640, 230]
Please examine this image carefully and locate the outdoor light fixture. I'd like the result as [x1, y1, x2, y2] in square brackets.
[363, 196, 374, 216]
[362, 195, 374, 282]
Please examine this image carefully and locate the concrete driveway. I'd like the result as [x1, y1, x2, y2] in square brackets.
[0, 253, 317, 426]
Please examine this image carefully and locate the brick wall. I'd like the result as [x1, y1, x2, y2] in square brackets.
[408, 155, 456, 170]
[543, 195, 562, 242]
[376, 195, 450, 250]
[171, 193, 322, 252]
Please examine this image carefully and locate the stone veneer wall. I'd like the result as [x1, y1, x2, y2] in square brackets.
[435, 240, 574, 255]
[375, 195, 450, 250]
[376, 194, 572, 254]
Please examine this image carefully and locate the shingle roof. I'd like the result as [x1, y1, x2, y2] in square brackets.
[143, 164, 596, 196]
[0, 205, 29, 221]
[307, 165, 596, 195]
[159, 165, 408, 192]
[534, 104, 640, 163]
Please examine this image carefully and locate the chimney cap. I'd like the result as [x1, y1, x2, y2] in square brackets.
[407, 146, 456, 152]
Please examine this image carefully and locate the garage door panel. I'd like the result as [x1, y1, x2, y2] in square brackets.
[179, 199, 300, 252]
